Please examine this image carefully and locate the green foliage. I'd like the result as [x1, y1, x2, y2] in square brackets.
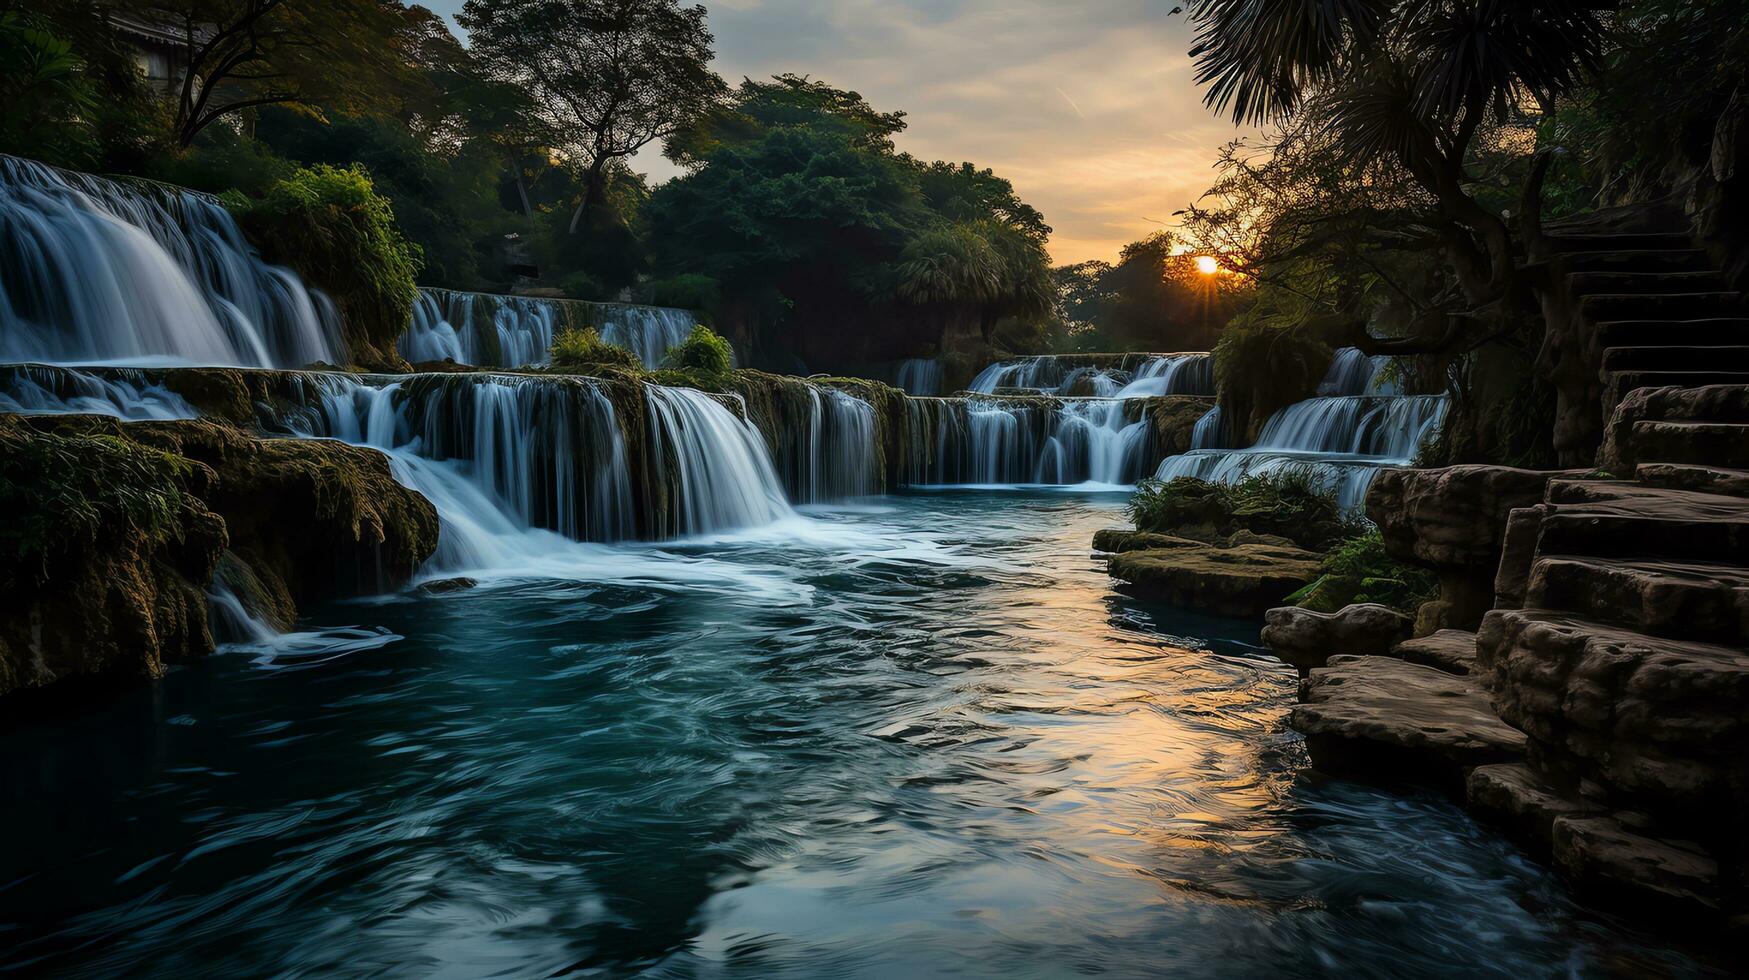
[639, 274, 721, 312]
[1288, 530, 1438, 615]
[1212, 316, 1332, 437]
[0, 12, 99, 166]
[228, 165, 422, 366]
[1128, 473, 1363, 552]
[550, 327, 640, 373]
[561, 272, 609, 302]
[150, 125, 294, 197]
[660, 325, 735, 386]
[0, 426, 190, 585]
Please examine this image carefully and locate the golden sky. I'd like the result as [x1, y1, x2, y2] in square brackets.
[430, 0, 1248, 265]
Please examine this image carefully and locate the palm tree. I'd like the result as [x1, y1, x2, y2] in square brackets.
[1182, 1, 1610, 328]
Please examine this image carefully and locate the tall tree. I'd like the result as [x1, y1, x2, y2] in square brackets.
[458, 0, 726, 231]
[140, 0, 413, 147]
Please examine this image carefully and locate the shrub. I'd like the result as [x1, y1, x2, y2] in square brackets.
[1211, 318, 1330, 439]
[550, 327, 639, 373]
[639, 273, 720, 312]
[561, 272, 608, 301]
[660, 325, 735, 387]
[1287, 530, 1439, 614]
[1128, 473, 1362, 551]
[227, 164, 422, 368]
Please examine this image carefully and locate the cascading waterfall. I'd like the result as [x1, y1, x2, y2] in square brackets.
[1153, 349, 1447, 512]
[398, 288, 697, 369]
[0, 155, 343, 368]
[644, 385, 795, 537]
[766, 387, 880, 503]
[0, 364, 197, 420]
[912, 352, 1214, 487]
[285, 373, 638, 555]
[894, 358, 942, 396]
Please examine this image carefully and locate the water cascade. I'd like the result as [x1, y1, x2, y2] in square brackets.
[1153, 349, 1448, 511]
[763, 387, 881, 503]
[0, 364, 197, 420]
[0, 155, 343, 368]
[968, 353, 1213, 397]
[643, 385, 796, 536]
[894, 358, 942, 396]
[398, 288, 697, 369]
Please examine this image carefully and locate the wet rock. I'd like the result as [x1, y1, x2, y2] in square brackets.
[1290, 655, 1526, 790]
[1098, 530, 1321, 618]
[1367, 466, 1577, 633]
[1465, 763, 1601, 855]
[1552, 814, 1720, 921]
[1260, 603, 1412, 674]
[1138, 395, 1215, 458]
[1389, 629, 1478, 675]
[418, 577, 477, 595]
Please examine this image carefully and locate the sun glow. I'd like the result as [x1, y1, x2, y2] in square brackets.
[1194, 255, 1220, 276]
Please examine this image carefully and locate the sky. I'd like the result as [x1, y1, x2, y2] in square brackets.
[423, 0, 1249, 265]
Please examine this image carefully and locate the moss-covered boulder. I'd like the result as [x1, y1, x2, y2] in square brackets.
[0, 417, 226, 697]
[1094, 528, 1323, 617]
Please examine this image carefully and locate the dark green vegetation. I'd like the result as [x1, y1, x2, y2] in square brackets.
[1286, 530, 1439, 616]
[1128, 474, 1363, 553]
[549, 327, 643, 374]
[224, 165, 423, 369]
[1053, 232, 1250, 353]
[1178, 0, 1749, 466]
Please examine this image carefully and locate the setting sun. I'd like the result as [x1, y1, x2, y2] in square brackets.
[1194, 255, 1220, 275]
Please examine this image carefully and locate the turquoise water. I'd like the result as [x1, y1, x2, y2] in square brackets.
[0, 492, 1706, 977]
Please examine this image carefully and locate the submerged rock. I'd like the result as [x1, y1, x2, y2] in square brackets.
[418, 577, 477, 595]
[1260, 603, 1413, 674]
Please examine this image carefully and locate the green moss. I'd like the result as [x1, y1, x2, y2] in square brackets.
[659, 325, 735, 389]
[1211, 320, 1330, 440]
[226, 165, 422, 370]
[1128, 473, 1363, 552]
[551, 327, 641, 372]
[0, 422, 193, 585]
[1289, 529, 1438, 615]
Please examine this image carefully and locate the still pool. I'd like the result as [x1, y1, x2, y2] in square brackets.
[0, 491, 1709, 977]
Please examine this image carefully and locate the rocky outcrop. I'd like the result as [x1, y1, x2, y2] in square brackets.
[1139, 395, 1216, 458]
[1290, 655, 1526, 791]
[1259, 603, 1412, 675]
[1367, 465, 1576, 633]
[1389, 628, 1477, 675]
[0, 415, 439, 698]
[0, 418, 226, 697]
[1095, 529, 1322, 618]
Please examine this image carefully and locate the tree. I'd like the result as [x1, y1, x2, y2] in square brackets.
[1180, 0, 1610, 352]
[458, 0, 726, 231]
[141, 0, 414, 148]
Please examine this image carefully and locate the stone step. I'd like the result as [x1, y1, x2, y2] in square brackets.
[1606, 372, 1749, 413]
[1635, 461, 1749, 498]
[1596, 318, 1749, 348]
[1567, 270, 1728, 295]
[1601, 385, 1749, 472]
[1552, 814, 1721, 922]
[1290, 655, 1525, 792]
[1557, 249, 1712, 274]
[1628, 420, 1749, 470]
[1526, 555, 1749, 646]
[1477, 608, 1749, 834]
[1548, 232, 1695, 253]
[1388, 629, 1477, 675]
[1581, 291, 1744, 322]
[1537, 480, 1749, 563]
[1601, 345, 1749, 372]
[1467, 763, 1603, 858]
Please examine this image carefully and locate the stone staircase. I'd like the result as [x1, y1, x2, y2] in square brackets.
[1473, 394, 1749, 924]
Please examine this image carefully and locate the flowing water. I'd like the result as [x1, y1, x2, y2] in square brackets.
[0, 492, 1705, 978]
[400, 288, 697, 369]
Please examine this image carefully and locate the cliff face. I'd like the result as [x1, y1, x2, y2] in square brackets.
[0, 415, 439, 698]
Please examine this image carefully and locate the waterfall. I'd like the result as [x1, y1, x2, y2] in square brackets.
[1190, 406, 1229, 450]
[766, 387, 880, 503]
[0, 155, 343, 368]
[894, 358, 942, 396]
[967, 353, 1213, 398]
[399, 288, 696, 369]
[644, 385, 795, 537]
[1152, 349, 1447, 512]
[286, 373, 637, 549]
[0, 364, 197, 420]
